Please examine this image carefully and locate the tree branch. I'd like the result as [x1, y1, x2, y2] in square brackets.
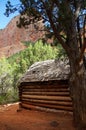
[77, 17, 82, 49]
[40, 0, 70, 54]
[78, 15, 86, 62]
[74, 0, 82, 20]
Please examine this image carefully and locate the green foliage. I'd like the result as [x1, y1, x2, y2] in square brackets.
[0, 40, 67, 104]
[0, 58, 13, 94]
[8, 40, 58, 70]
[22, 41, 34, 47]
[0, 58, 18, 104]
[26, 40, 58, 64]
[0, 88, 18, 104]
[0, 95, 7, 104]
[56, 44, 67, 60]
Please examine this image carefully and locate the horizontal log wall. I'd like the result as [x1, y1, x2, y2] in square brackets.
[19, 80, 73, 112]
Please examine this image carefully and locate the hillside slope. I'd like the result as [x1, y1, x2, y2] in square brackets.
[0, 15, 44, 57]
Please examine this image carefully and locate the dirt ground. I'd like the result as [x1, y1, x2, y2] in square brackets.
[0, 103, 76, 130]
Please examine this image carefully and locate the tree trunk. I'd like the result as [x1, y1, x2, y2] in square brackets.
[63, 14, 86, 129]
[69, 59, 86, 130]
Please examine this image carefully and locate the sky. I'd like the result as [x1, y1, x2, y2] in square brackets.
[0, 1, 86, 30]
[0, 0, 20, 29]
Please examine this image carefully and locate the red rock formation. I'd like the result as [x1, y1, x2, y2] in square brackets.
[0, 15, 44, 57]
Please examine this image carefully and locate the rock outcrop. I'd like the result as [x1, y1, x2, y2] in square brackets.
[0, 15, 44, 57]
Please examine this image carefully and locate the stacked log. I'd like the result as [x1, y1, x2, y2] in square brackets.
[19, 80, 73, 112]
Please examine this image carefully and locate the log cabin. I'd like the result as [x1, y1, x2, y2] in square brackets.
[18, 59, 73, 112]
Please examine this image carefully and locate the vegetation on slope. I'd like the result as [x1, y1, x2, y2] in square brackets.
[0, 40, 66, 104]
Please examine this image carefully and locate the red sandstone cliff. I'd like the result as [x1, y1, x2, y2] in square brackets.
[0, 15, 44, 57]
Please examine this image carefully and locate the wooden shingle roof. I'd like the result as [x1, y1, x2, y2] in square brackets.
[18, 59, 70, 85]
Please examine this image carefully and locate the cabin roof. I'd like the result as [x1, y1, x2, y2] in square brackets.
[18, 59, 70, 85]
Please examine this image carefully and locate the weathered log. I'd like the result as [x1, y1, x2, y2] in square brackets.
[20, 80, 69, 87]
[22, 88, 69, 92]
[22, 91, 70, 96]
[22, 95, 72, 102]
[21, 98, 72, 106]
[19, 83, 72, 112]
[21, 102, 73, 112]
[21, 85, 68, 89]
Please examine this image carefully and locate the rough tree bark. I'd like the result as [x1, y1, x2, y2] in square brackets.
[69, 56, 86, 129]
[67, 19, 86, 129]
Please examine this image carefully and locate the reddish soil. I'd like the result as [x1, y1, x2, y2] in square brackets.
[0, 103, 76, 130]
